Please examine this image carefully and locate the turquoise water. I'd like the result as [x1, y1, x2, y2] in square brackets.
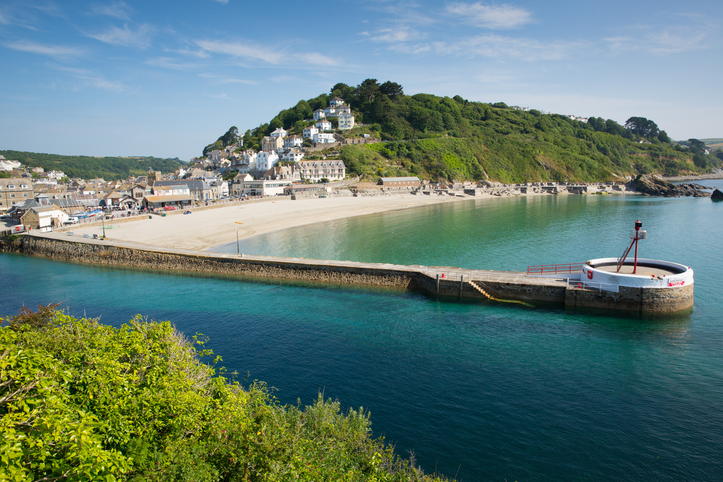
[2, 181, 722, 480]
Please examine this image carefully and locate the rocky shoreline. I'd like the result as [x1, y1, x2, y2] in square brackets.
[627, 176, 712, 197]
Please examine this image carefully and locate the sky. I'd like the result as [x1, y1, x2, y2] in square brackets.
[1, 0, 721, 161]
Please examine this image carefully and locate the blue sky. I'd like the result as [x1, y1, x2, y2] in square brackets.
[1, 0, 721, 161]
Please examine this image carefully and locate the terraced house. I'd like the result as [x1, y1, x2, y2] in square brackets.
[0, 178, 33, 213]
[297, 160, 346, 182]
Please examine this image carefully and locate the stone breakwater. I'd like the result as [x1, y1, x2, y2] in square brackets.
[3, 235, 693, 314]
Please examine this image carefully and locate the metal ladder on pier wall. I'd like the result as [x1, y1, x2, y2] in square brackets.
[468, 280, 533, 307]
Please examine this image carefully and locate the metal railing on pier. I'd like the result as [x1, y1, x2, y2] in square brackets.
[526, 263, 584, 276]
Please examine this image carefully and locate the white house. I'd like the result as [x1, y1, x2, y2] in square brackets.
[280, 148, 304, 163]
[338, 112, 355, 130]
[313, 133, 336, 144]
[284, 135, 303, 149]
[323, 106, 337, 118]
[256, 150, 279, 172]
[336, 104, 351, 115]
[303, 126, 319, 139]
[270, 127, 288, 138]
[297, 160, 346, 182]
[313, 109, 326, 121]
[330, 97, 345, 108]
[239, 179, 292, 197]
[316, 119, 332, 132]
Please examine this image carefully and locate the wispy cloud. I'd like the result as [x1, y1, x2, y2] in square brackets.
[52, 65, 128, 93]
[145, 56, 205, 70]
[6, 40, 85, 58]
[194, 39, 339, 67]
[195, 39, 285, 64]
[446, 2, 533, 29]
[86, 23, 154, 48]
[434, 35, 582, 61]
[89, 1, 134, 21]
[604, 14, 715, 55]
[199, 73, 256, 85]
[363, 26, 426, 43]
[0, 8, 9, 25]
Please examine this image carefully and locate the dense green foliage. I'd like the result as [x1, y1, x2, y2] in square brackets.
[229, 80, 722, 182]
[1, 307, 450, 482]
[0, 151, 184, 181]
[203, 127, 241, 157]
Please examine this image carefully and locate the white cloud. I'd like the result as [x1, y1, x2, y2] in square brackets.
[212, 0, 229, 4]
[90, 1, 134, 20]
[86, 23, 154, 48]
[6, 40, 85, 58]
[446, 2, 533, 30]
[0, 8, 9, 25]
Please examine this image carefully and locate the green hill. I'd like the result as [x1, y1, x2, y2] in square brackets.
[0, 150, 185, 181]
[231, 80, 722, 182]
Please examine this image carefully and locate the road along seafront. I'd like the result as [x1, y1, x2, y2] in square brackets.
[6, 233, 693, 314]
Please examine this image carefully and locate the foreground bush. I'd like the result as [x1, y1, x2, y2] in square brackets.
[0, 306, 450, 481]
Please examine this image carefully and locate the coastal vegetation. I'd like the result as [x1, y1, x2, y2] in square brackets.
[231, 80, 722, 183]
[0, 151, 185, 181]
[0, 306, 450, 482]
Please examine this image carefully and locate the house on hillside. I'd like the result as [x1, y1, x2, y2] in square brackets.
[262, 135, 284, 152]
[313, 133, 335, 145]
[256, 151, 279, 172]
[338, 112, 355, 130]
[313, 109, 326, 121]
[280, 148, 304, 163]
[270, 127, 288, 139]
[315, 119, 332, 132]
[284, 135, 303, 149]
[303, 126, 319, 139]
[330, 97, 345, 108]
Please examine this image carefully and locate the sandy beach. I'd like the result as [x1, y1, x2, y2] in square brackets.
[64, 193, 479, 251]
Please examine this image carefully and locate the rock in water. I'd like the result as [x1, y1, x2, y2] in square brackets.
[712, 189, 723, 202]
[627, 175, 711, 197]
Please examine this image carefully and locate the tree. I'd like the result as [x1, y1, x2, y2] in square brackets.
[688, 138, 706, 155]
[625, 117, 660, 139]
[379, 81, 404, 101]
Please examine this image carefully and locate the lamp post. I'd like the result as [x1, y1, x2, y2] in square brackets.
[101, 212, 106, 239]
[235, 228, 239, 255]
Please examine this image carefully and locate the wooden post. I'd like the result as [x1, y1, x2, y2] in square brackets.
[460, 274, 464, 299]
[436, 274, 440, 294]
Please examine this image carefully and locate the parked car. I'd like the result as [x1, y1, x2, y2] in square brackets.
[164, 206, 177, 211]
[64, 217, 79, 225]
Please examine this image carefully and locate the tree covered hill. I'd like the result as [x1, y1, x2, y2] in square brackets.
[219, 80, 722, 183]
[0, 150, 185, 181]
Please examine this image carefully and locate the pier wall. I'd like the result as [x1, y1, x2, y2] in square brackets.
[565, 284, 694, 314]
[3, 236, 694, 314]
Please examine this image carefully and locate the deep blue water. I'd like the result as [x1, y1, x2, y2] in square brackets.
[2, 182, 722, 481]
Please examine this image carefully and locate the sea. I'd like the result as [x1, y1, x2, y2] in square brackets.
[2, 180, 722, 481]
